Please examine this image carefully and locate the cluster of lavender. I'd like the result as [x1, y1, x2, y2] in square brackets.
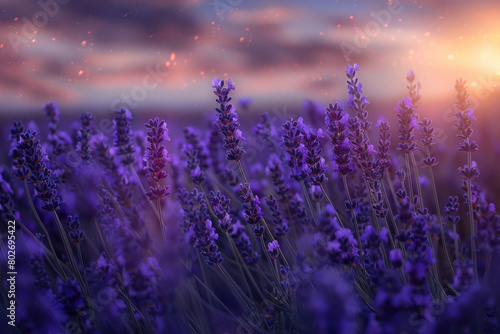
[1, 66, 500, 334]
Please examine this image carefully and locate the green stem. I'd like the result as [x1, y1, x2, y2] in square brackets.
[237, 161, 249, 184]
[300, 180, 318, 229]
[319, 184, 345, 228]
[52, 211, 90, 303]
[157, 197, 167, 243]
[364, 180, 390, 269]
[5, 207, 70, 277]
[218, 266, 255, 312]
[381, 182, 401, 241]
[197, 252, 214, 307]
[192, 275, 252, 332]
[116, 287, 145, 334]
[129, 165, 161, 221]
[453, 224, 460, 260]
[342, 176, 365, 261]
[467, 151, 478, 282]
[429, 165, 455, 277]
[23, 180, 67, 279]
[385, 170, 398, 207]
[225, 232, 262, 301]
[405, 153, 415, 207]
[410, 152, 424, 208]
[260, 237, 280, 286]
[76, 243, 92, 300]
[283, 235, 297, 257]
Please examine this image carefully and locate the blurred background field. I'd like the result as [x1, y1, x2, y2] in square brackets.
[1, 0, 500, 240]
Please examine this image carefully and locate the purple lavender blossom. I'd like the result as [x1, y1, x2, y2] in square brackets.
[188, 188, 223, 266]
[279, 265, 296, 294]
[266, 195, 289, 236]
[327, 228, 359, 266]
[362, 225, 387, 278]
[444, 196, 460, 225]
[453, 260, 474, 290]
[303, 99, 326, 129]
[9, 121, 24, 152]
[67, 215, 84, 243]
[395, 97, 418, 154]
[406, 70, 422, 106]
[238, 97, 251, 110]
[262, 306, 276, 329]
[183, 126, 209, 170]
[182, 143, 206, 185]
[43, 101, 71, 156]
[267, 240, 280, 259]
[370, 270, 405, 332]
[303, 268, 360, 333]
[403, 213, 432, 311]
[57, 278, 87, 318]
[376, 118, 392, 173]
[210, 190, 233, 232]
[212, 77, 245, 161]
[252, 113, 279, 153]
[14, 130, 63, 211]
[318, 204, 341, 236]
[347, 116, 381, 181]
[325, 103, 354, 175]
[282, 117, 308, 181]
[30, 252, 52, 292]
[389, 249, 403, 270]
[76, 113, 94, 163]
[113, 108, 136, 166]
[346, 64, 371, 132]
[302, 127, 328, 185]
[144, 117, 171, 199]
[266, 153, 293, 203]
[419, 117, 438, 167]
[242, 190, 264, 236]
[229, 220, 259, 265]
[290, 193, 312, 227]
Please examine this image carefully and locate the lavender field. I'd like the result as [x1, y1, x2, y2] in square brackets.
[1, 1, 500, 334]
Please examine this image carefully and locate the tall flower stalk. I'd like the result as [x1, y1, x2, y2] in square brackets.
[282, 117, 319, 226]
[212, 77, 245, 163]
[454, 78, 480, 281]
[419, 116, 454, 275]
[144, 117, 171, 241]
[395, 97, 419, 207]
[346, 64, 371, 133]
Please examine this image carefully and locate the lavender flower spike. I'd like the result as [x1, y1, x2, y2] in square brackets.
[210, 190, 233, 232]
[267, 240, 280, 260]
[76, 113, 94, 163]
[282, 117, 308, 181]
[325, 102, 354, 175]
[43, 101, 60, 135]
[395, 97, 418, 154]
[144, 117, 171, 200]
[68, 215, 84, 243]
[346, 64, 371, 132]
[212, 77, 245, 161]
[14, 130, 63, 211]
[303, 127, 328, 186]
[113, 108, 136, 166]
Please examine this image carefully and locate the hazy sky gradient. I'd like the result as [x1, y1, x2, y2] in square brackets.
[1, 0, 499, 117]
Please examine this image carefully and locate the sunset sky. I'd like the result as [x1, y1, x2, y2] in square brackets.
[1, 0, 499, 118]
